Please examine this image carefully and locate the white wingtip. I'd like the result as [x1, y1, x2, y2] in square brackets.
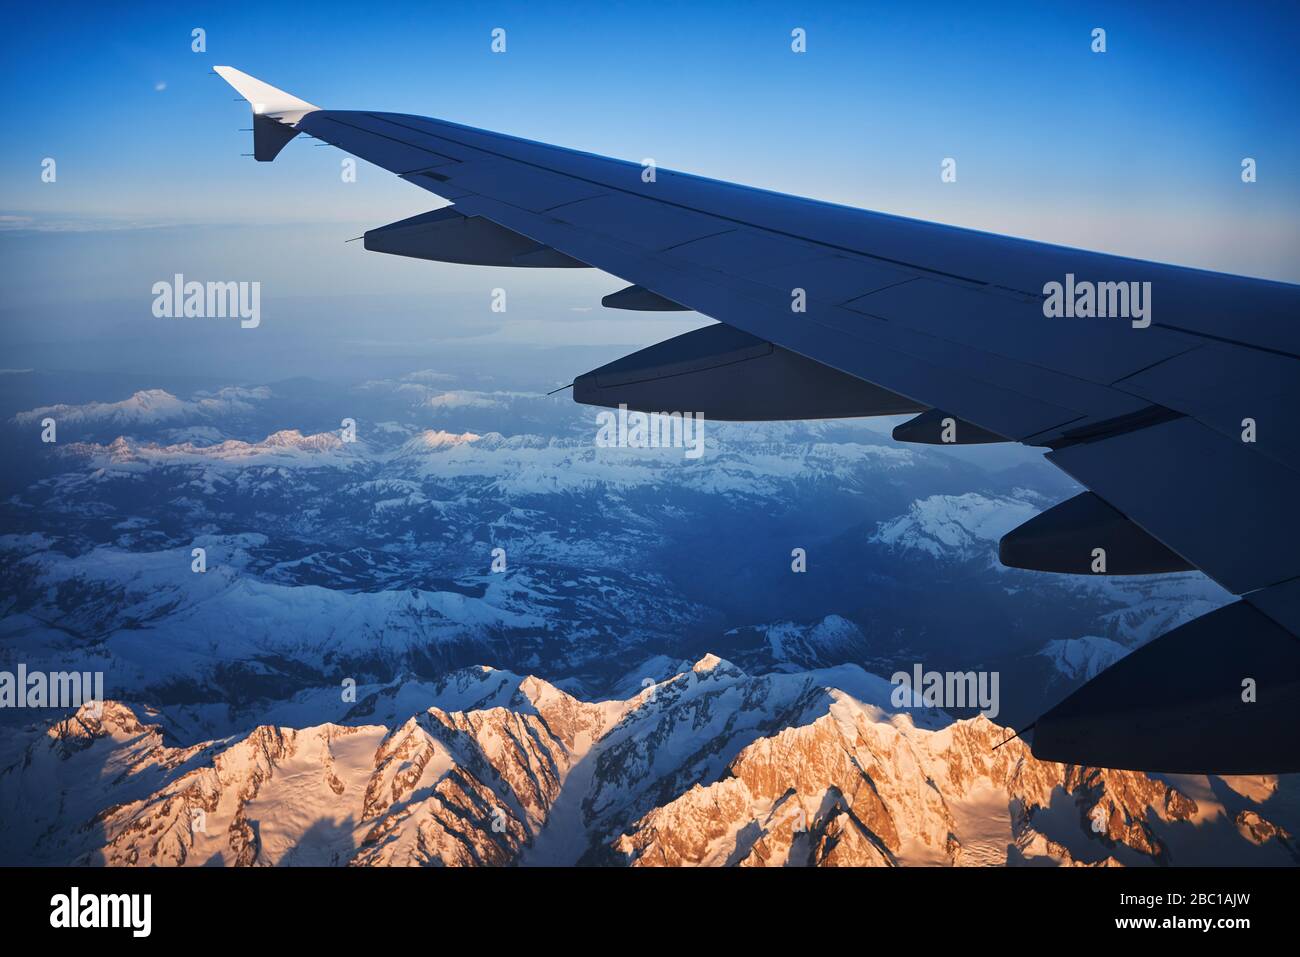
[213, 66, 320, 124]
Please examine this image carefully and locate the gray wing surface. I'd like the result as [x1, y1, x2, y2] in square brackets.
[216, 66, 1300, 773]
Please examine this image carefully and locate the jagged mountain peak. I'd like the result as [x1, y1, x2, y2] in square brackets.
[691, 653, 730, 673]
[3, 659, 1296, 868]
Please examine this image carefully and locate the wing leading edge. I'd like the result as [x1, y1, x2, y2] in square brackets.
[214, 68, 1300, 773]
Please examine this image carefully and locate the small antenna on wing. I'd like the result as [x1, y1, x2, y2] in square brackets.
[992, 722, 1035, 751]
[546, 382, 574, 396]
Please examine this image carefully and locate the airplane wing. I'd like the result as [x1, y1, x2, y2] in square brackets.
[214, 66, 1300, 774]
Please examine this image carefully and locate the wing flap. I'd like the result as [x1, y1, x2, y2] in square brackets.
[847, 277, 1198, 385]
[548, 193, 731, 249]
[1048, 416, 1300, 594]
[1031, 598, 1300, 774]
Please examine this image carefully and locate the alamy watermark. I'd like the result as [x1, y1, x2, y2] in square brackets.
[151, 273, 261, 328]
[0, 664, 104, 713]
[50, 887, 151, 937]
[595, 404, 705, 460]
[1042, 273, 1151, 329]
[890, 664, 1000, 719]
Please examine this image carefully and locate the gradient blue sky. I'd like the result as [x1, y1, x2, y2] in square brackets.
[1, 0, 1297, 379]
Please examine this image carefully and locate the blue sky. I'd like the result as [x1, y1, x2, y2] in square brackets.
[1, 0, 1297, 379]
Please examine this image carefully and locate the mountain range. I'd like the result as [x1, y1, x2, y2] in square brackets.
[3, 657, 1295, 867]
[1, 371, 1290, 866]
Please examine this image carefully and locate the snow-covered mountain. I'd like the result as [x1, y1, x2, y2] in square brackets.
[1036, 637, 1129, 682]
[2, 658, 1294, 867]
[0, 385, 1231, 730]
[871, 492, 1043, 562]
[12, 387, 271, 430]
[0, 375, 1260, 866]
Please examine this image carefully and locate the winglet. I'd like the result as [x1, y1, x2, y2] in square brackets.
[214, 66, 320, 161]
